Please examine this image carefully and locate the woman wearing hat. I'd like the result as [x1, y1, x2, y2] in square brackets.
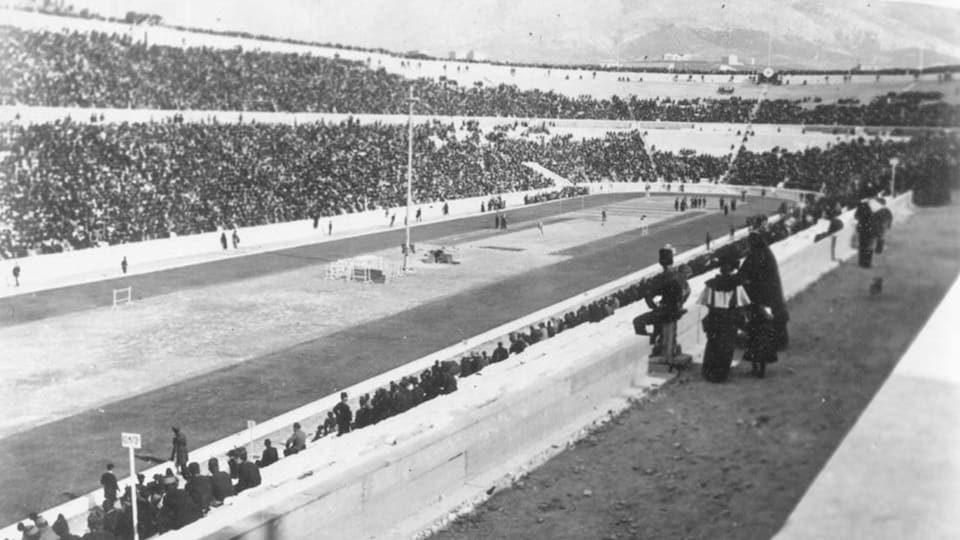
[698, 250, 751, 383]
[739, 231, 789, 377]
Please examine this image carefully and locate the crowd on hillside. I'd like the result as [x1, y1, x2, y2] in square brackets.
[16, 3, 958, 81]
[1, 116, 957, 258]
[2, 27, 959, 126]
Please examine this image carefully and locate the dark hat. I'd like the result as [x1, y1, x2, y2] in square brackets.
[747, 230, 767, 249]
[658, 245, 674, 266]
[717, 251, 740, 271]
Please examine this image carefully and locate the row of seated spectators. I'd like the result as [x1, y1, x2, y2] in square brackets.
[2, 27, 959, 126]
[8, 189, 874, 539]
[1, 116, 957, 259]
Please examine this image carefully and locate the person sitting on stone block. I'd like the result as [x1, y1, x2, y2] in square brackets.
[633, 246, 691, 342]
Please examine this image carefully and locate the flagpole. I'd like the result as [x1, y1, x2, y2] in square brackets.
[404, 87, 418, 272]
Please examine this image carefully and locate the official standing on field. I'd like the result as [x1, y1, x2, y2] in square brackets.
[171, 426, 189, 475]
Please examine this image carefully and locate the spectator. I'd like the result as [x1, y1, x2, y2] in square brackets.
[184, 462, 214, 514]
[31, 514, 57, 540]
[233, 450, 261, 494]
[156, 474, 201, 532]
[283, 423, 307, 456]
[100, 463, 118, 508]
[52, 514, 80, 540]
[208, 458, 234, 505]
[739, 231, 789, 352]
[508, 334, 527, 355]
[333, 392, 352, 436]
[698, 251, 751, 383]
[257, 439, 280, 467]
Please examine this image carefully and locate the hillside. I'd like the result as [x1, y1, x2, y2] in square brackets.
[45, 0, 960, 69]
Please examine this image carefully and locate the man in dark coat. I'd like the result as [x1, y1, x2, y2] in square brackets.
[855, 200, 876, 268]
[234, 450, 261, 494]
[184, 462, 214, 514]
[208, 458, 234, 504]
[170, 427, 188, 475]
[633, 247, 688, 340]
[100, 463, 119, 507]
[257, 439, 280, 467]
[333, 392, 353, 436]
[508, 334, 527, 355]
[491, 341, 509, 363]
[157, 475, 201, 532]
[873, 199, 893, 254]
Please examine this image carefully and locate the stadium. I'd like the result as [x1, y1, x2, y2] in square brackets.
[1, 1, 958, 539]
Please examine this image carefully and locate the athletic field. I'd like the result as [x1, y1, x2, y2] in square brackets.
[0, 193, 783, 524]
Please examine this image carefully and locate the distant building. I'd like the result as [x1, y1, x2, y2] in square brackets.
[720, 54, 741, 66]
[448, 50, 456, 60]
[465, 50, 475, 61]
[663, 53, 692, 61]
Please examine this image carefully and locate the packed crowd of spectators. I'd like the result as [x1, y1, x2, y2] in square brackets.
[3, 27, 959, 125]
[0, 118, 556, 257]
[2, 116, 956, 258]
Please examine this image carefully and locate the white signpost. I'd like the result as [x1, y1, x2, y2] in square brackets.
[246, 420, 256, 455]
[121, 432, 141, 540]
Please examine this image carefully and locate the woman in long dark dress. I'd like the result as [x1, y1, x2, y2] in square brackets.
[698, 252, 751, 383]
[739, 232, 789, 377]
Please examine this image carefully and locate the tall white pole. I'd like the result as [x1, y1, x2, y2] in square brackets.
[889, 159, 899, 197]
[767, 31, 772, 68]
[129, 446, 139, 540]
[404, 87, 414, 271]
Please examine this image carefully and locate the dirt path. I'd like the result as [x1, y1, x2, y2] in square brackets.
[431, 200, 960, 540]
